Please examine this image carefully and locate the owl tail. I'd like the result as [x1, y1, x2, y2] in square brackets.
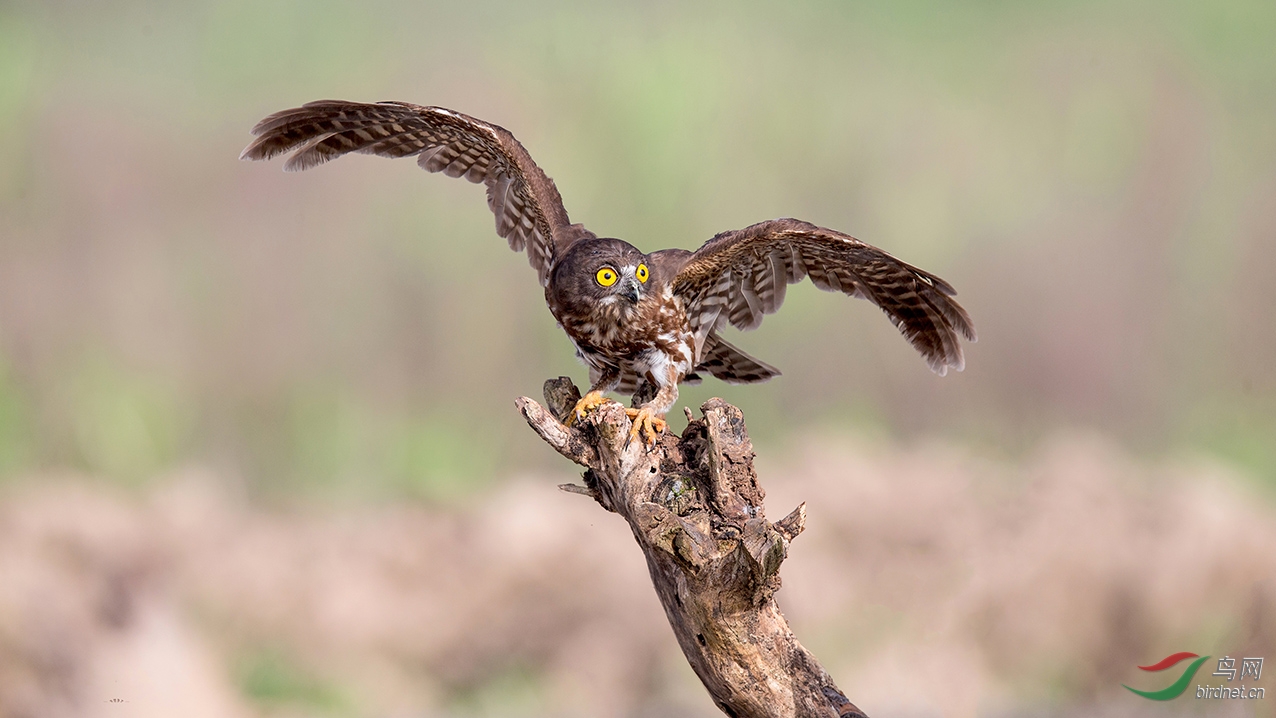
[694, 334, 781, 385]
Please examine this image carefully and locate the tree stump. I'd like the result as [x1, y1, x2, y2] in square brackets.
[516, 377, 867, 718]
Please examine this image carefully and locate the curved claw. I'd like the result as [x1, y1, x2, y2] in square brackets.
[625, 407, 668, 446]
[566, 390, 610, 426]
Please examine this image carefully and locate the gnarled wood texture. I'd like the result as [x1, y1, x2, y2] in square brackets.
[517, 377, 867, 718]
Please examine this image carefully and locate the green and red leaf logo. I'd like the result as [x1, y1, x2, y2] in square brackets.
[1124, 652, 1210, 700]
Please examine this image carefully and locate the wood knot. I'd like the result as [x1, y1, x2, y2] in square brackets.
[543, 376, 582, 423]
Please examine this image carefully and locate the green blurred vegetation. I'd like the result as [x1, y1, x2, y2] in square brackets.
[0, 0, 1273, 496]
[236, 647, 353, 716]
[447, 664, 551, 718]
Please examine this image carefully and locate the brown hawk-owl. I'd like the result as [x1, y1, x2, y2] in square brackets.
[241, 100, 976, 442]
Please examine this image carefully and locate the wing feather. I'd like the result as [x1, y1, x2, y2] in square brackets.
[672, 218, 976, 375]
[241, 100, 588, 286]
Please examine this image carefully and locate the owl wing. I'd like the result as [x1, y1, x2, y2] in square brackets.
[671, 218, 976, 375]
[241, 100, 590, 286]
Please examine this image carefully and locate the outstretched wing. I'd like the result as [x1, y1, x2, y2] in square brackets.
[240, 100, 590, 286]
[672, 218, 976, 375]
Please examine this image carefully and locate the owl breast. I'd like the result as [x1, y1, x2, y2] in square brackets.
[558, 285, 695, 388]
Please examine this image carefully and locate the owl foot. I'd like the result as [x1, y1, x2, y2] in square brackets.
[625, 407, 668, 446]
[566, 390, 610, 426]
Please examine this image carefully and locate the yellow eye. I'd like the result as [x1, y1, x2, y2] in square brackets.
[596, 267, 618, 286]
[636, 263, 649, 283]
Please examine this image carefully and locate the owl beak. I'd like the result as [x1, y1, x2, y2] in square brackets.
[621, 279, 641, 304]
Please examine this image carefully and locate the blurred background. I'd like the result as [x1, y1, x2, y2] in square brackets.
[1, 0, 1274, 716]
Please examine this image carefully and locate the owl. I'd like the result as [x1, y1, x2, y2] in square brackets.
[242, 101, 975, 443]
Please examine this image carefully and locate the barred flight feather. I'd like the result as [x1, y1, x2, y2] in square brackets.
[240, 100, 582, 286]
[672, 218, 976, 375]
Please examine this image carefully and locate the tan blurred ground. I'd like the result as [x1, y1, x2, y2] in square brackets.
[2, 431, 1273, 718]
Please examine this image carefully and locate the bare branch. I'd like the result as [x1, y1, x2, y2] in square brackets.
[516, 380, 867, 718]
[514, 396, 597, 468]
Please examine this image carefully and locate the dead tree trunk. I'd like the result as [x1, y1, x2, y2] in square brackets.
[516, 377, 867, 718]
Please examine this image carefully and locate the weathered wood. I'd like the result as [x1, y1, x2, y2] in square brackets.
[515, 378, 867, 718]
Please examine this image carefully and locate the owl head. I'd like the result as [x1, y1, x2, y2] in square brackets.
[548, 238, 651, 319]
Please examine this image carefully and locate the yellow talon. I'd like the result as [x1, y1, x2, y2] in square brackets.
[625, 407, 668, 446]
[566, 390, 610, 426]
